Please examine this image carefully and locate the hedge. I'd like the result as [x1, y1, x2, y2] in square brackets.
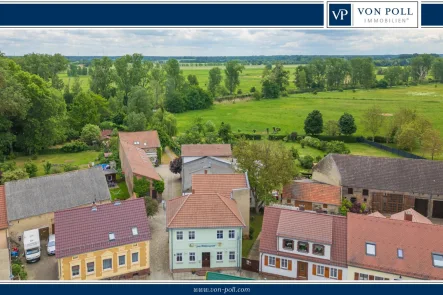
[268, 134, 287, 141]
[234, 133, 262, 140]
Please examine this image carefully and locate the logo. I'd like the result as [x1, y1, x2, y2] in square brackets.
[329, 4, 352, 26]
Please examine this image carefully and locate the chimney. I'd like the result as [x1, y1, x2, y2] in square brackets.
[404, 211, 413, 221]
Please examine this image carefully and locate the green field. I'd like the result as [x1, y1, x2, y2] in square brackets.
[59, 72, 90, 90]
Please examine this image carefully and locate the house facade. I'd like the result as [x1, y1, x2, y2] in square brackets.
[347, 213, 443, 280]
[166, 193, 245, 272]
[260, 205, 348, 280]
[312, 154, 443, 218]
[119, 131, 161, 165]
[0, 186, 11, 280]
[56, 198, 151, 280]
[282, 179, 342, 214]
[181, 144, 234, 192]
[5, 169, 111, 242]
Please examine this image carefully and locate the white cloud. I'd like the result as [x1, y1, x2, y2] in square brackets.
[0, 29, 442, 56]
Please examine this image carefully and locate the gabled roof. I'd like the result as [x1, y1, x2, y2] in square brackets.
[166, 193, 245, 229]
[0, 186, 8, 230]
[55, 198, 151, 259]
[347, 213, 443, 280]
[390, 208, 432, 224]
[314, 154, 443, 195]
[119, 131, 161, 148]
[181, 144, 232, 157]
[192, 173, 248, 197]
[120, 141, 161, 181]
[5, 169, 111, 221]
[260, 206, 347, 267]
[368, 211, 386, 218]
[282, 179, 341, 206]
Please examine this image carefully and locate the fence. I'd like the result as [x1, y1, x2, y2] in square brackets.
[357, 138, 425, 159]
[241, 258, 260, 273]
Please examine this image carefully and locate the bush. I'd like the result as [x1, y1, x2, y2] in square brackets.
[234, 133, 262, 140]
[326, 141, 350, 154]
[31, 154, 38, 160]
[237, 89, 242, 95]
[315, 155, 323, 162]
[61, 141, 89, 153]
[63, 164, 79, 172]
[298, 155, 314, 169]
[314, 135, 358, 143]
[290, 147, 299, 159]
[268, 134, 287, 141]
[50, 166, 63, 174]
[377, 79, 388, 89]
[43, 162, 52, 175]
[287, 132, 298, 142]
[153, 179, 165, 194]
[24, 161, 38, 178]
[253, 91, 262, 100]
[12, 264, 21, 277]
[250, 86, 256, 93]
[249, 227, 255, 240]
[366, 136, 393, 144]
[145, 197, 159, 217]
[80, 124, 101, 145]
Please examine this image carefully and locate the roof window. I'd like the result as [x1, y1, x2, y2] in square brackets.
[366, 242, 376, 256]
[132, 227, 138, 236]
[109, 232, 115, 241]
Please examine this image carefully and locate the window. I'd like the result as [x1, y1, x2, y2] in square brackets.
[103, 258, 112, 270]
[118, 254, 126, 266]
[71, 265, 80, 277]
[330, 268, 338, 279]
[359, 273, 369, 280]
[363, 189, 369, 196]
[87, 262, 94, 274]
[281, 259, 288, 269]
[313, 244, 325, 256]
[269, 256, 276, 267]
[217, 230, 223, 239]
[188, 231, 195, 240]
[286, 199, 291, 204]
[229, 230, 235, 239]
[397, 248, 404, 259]
[366, 242, 376, 256]
[348, 188, 353, 194]
[176, 231, 183, 240]
[176, 253, 183, 262]
[375, 276, 384, 280]
[229, 251, 235, 261]
[432, 253, 443, 268]
[297, 241, 309, 253]
[316, 265, 325, 276]
[189, 252, 196, 262]
[108, 232, 115, 241]
[216, 252, 223, 261]
[132, 252, 139, 264]
[323, 204, 328, 209]
[283, 239, 294, 250]
[132, 227, 138, 236]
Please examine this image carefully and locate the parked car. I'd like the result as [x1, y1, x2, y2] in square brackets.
[47, 234, 55, 256]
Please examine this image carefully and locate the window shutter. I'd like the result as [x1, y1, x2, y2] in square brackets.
[354, 272, 359, 280]
[369, 275, 374, 280]
[338, 269, 343, 280]
[288, 260, 292, 271]
[312, 264, 317, 275]
[325, 267, 330, 278]
[276, 258, 281, 268]
[264, 255, 268, 266]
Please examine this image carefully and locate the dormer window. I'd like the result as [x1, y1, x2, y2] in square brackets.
[397, 248, 404, 259]
[134, 141, 140, 145]
[313, 244, 325, 256]
[297, 241, 309, 253]
[109, 232, 115, 241]
[132, 227, 138, 236]
[366, 242, 376, 256]
[432, 253, 443, 268]
[282, 239, 294, 250]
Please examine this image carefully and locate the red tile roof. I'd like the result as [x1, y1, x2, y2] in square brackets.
[192, 174, 248, 197]
[390, 208, 432, 224]
[0, 186, 8, 230]
[260, 206, 347, 267]
[181, 144, 232, 157]
[347, 213, 443, 280]
[120, 141, 161, 181]
[101, 129, 113, 139]
[166, 193, 245, 229]
[368, 211, 386, 218]
[55, 198, 151, 259]
[119, 131, 161, 149]
[282, 180, 342, 206]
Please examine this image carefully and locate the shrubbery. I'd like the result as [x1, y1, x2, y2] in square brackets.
[234, 133, 262, 140]
[268, 134, 287, 141]
[300, 136, 350, 154]
[298, 155, 314, 169]
[61, 141, 89, 153]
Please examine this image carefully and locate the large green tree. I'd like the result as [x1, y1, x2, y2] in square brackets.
[224, 60, 244, 95]
[127, 86, 154, 119]
[304, 110, 324, 135]
[207, 67, 222, 96]
[69, 92, 101, 132]
[361, 105, 384, 141]
[90, 57, 115, 99]
[338, 113, 357, 135]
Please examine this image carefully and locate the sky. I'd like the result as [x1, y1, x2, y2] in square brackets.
[0, 29, 443, 56]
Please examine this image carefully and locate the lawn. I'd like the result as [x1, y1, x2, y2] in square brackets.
[242, 213, 264, 258]
[110, 180, 130, 201]
[10, 151, 101, 176]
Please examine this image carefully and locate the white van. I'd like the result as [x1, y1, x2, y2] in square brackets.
[23, 229, 41, 263]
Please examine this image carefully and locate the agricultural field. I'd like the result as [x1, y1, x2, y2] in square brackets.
[59, 72, 90, 90]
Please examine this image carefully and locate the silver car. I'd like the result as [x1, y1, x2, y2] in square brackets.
[47, 234, 55, 255]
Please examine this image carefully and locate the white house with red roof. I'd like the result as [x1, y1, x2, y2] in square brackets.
[166, 193, 245, 272]
[260, 205, 348, 280]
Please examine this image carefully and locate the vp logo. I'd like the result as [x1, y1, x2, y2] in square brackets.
[329, 3, 352, 26]
[332, 9, 348, 20]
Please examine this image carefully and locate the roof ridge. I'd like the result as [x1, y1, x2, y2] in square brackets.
[217, 193, 246, 226]
[4, 167, 97, 185]
[55, 198, 144, 214]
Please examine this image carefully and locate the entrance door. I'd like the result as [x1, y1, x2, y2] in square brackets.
[297, 261, 308, 279]
[432, 200, 443, 218]
[39, 227, 49, 241]
[202, 252, 210, 268]
[415, 199, 429, 217]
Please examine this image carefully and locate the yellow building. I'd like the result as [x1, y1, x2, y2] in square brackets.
[55, 198, 151, 280]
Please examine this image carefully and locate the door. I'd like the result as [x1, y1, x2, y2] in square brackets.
[297, 261, 308, 279]
[52, 223, 55, 234]
[39, 227, 49, 241]
[432, 200, 443, 218]
[202, 252, 210, 268]
[415, 199, 429, 217]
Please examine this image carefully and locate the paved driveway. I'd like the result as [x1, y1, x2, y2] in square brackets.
[155, 164, 181, 201]
[24, 241, 58, 280]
